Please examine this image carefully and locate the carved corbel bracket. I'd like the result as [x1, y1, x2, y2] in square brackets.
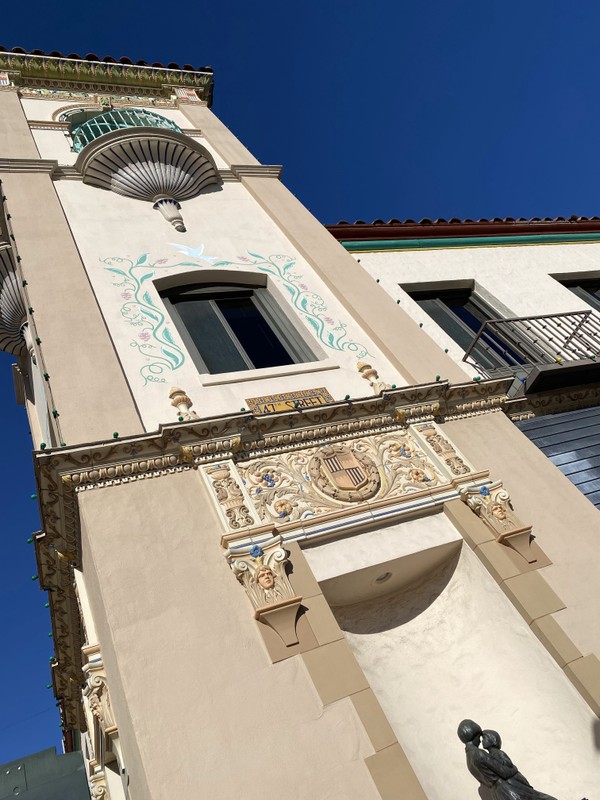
[230, 540, 302, 646]
[460, 482, 537, 563]
[82, 645, 118, 767]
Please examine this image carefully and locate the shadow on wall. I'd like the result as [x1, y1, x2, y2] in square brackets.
[335, 547, 460, 635]
[593, 718, 600, 751]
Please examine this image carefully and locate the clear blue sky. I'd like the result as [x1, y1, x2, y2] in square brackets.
[1, 0, 600, 762]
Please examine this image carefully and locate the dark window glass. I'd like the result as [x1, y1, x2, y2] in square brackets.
[563, 280, 600, 314]
[165, 285, 305, 375]
[409, 289, 525, 370]
[216, 297, 294, 369]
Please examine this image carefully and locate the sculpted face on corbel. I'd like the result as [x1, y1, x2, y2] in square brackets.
[231, 543, 296, 610]
[459, 482, 537, 564]
[460, 483, 522, 537]
[230, 539, 303, 646]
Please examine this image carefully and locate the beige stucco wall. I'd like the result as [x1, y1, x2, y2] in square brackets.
[0, 91, 39, 158]
[0, 171, 143, 444]
[356, 243, 600, 377]
[78, 469, 380, 800]
[332, 543, 600, 800]
[445, 411, 600, 657]
[51, 173, 405, 429]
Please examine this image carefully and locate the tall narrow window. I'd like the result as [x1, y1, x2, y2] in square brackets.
[162, 284, 314, 375]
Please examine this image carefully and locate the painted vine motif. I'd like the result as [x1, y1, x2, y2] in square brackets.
[101, 254, 195, 385]
[213, 251, 370, 359]
[102, 246, 369, 386]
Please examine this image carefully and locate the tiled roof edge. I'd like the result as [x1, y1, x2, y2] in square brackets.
[0, 45, 212, 74]
[326, 216, 600, 241]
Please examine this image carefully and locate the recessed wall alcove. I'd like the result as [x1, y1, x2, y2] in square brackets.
[303, 514, 600, 799]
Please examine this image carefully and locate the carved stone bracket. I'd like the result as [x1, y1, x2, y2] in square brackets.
[460, 482, 536, 563]
[89, 771, 111, 800]
[230, 540, 302, 646]
[82, 645, 118, 769]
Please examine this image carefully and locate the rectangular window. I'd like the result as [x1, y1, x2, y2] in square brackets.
[163, 284, 314, 375]
[407, 287, 525, 372]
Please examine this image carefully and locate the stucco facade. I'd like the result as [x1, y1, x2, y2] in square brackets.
[1, 49, 599, 799]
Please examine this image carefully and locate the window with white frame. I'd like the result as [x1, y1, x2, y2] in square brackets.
[161, 283, 315, 375]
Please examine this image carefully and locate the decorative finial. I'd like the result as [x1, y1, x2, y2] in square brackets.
[356, 361, 391, 396]
[153, 196, 186, 232]
[169, 386, 198, 421]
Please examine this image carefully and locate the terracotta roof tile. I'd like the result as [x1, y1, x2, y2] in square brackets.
[0, 45, 212, 73]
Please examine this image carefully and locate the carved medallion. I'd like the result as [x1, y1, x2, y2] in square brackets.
[309, 444, 380, 502]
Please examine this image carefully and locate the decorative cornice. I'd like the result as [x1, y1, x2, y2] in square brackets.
[0, 51, 212, 101]
[29, 120, 70, 130]
[0, 158, 58, 173]
[230, 164, 282, 179]
[505, 381, 600, 421]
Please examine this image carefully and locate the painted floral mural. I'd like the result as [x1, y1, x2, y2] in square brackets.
[102, 247, 369, 386]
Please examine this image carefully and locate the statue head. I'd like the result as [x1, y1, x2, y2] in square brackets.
[254, 565, 276, 590]
[490, 503, 507, 521]
[457, 719, 482, 745]
[481, 729, 502, 750]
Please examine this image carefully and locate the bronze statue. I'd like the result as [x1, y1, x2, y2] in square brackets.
[457, 719, 557, 800]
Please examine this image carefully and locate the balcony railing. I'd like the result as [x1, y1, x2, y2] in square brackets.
[462, 310, 600, 393]
[70, 109, 182, 153]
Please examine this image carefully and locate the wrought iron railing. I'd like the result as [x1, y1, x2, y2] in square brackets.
[70, 109, 182, 153]
[462, 310, 600, 382]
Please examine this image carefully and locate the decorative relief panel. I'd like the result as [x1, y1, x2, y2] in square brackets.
[237, 428, 449, 526]
[201, 461, 261, 530]
[413, 421, 473, 477]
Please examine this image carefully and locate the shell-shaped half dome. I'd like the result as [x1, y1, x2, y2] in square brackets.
[75, 128, 219, 203]
[0, 245, 26, 356]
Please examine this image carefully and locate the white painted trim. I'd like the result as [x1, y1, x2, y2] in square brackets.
[201, 359, 340, 387]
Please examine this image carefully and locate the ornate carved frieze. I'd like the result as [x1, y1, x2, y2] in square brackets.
[237, 428, 450, 526]
[506, 382, 600, 421]
[201, 461, 261, 530]
[0, 51, 212, 99]
[460, 482, 536, 563]
[230, 539, 302, 646]
[413, 421, 474, 478]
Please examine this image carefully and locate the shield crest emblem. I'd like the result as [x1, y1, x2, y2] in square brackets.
[309, 443, 380, 502]
[321, 450, 368, 491]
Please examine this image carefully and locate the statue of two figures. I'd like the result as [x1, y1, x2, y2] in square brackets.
[458, 720, 557, 800]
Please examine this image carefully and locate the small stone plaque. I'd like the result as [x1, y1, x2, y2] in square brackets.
[246, 388, 334, 415]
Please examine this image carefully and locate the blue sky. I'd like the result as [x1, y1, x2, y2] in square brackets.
[1, 0, 600, 762]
